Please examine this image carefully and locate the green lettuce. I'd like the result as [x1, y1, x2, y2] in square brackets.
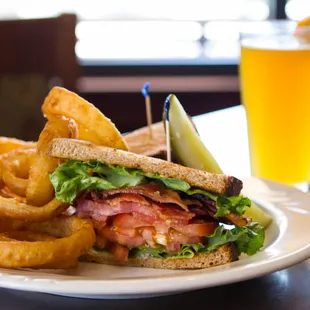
[203, 222, 265, 255]
[186, 188, 251, 217]
[50, 160, 251, 217]
[129, 222, 265, 259]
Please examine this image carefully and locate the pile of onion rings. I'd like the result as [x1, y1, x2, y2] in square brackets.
[0, 86, 126, 269]
[0, 216, 95, 268]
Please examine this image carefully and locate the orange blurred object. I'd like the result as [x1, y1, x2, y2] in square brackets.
[295, 16, 310, 42]
[296, 16, 310, 28]
[0, 137, 36, 155]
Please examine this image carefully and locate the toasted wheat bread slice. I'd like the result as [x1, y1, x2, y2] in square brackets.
[81, 243, 238, 269]
[47, 138, 243, 196]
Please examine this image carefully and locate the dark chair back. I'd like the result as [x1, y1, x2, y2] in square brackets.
[0, 14, 79, 140]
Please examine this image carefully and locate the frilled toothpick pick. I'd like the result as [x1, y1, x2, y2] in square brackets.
[164, 96, 171, 162]
[141, 82, 153, 139]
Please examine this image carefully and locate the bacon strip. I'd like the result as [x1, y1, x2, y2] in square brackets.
[76, 193, 194, 226]
[191, 194, 249, 227]
[87, 182, 189, 211]
[75, 192, 214, 262]
[225, 213, 252, 227]
[75, 182, 249, 262]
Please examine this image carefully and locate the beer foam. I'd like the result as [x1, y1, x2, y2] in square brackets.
[241, 35, 310, 51]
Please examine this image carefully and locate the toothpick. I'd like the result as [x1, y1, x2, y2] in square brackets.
[164, 96, 171, 162]
[141, 82, 153, 139]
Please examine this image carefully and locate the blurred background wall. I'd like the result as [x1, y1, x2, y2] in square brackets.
[0, 0, 307, 140]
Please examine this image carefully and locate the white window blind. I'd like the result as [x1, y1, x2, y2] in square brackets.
[0, 0, 271, 21]
[285, 0, 310, 21]
[1, 1, 305, 61]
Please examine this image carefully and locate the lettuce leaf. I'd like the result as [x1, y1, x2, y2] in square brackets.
[129, 247, 165, 259]
[50, 161, 117, 203]
[186, 188, 251, 217]
[203, 222, 265, 255]
[50, 160, 251, 217]
[50, 160, 144, 203]
[129, 222, 265, 259]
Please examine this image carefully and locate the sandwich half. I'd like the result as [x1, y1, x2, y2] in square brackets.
[47, 138, 265, 269]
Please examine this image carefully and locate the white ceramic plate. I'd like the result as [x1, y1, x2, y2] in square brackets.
[0, 177, 309, 299]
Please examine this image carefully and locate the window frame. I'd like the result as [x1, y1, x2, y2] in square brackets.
[80, 1, 289, 78]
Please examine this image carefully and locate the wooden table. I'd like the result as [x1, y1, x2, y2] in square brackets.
[1, 106, 310, 310]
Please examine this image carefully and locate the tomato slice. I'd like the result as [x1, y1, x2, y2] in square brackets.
[99, 226, 144, 247]
[225, 213, 249, 227]
[113, 226, 137, 237]
[171, 222, 218, 237]
[113, 213, 151, 228]
[169, 229, 203, 245]
[95, 235, 108, 249]
[110, 243, 129, 262]
[141, 227, 155, 241]
[92, 219, 107, 232]
[166, 242, 181, 253]
[154, 222, 170, 234]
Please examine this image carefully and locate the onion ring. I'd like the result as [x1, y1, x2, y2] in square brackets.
[0, 162, 4, 189]
[41, 86, 128, 150]
[0, 231, 78, 269]
[0, 216, 95, 268]
[0, 137, 36, 155]
[1, 148, 35, 197]
[0, 186, 27, 203]
[0, 217, 26, 233]
[0, 231, 56, 242]
[26, 119, 71, 206]
[0, 197, 69, 222]
[68, 118, 79, 139]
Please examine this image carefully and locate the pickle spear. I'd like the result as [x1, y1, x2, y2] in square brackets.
[163, 94, 223, 173]
[163, 94, 272, 228]
[243, 203, 272, 229]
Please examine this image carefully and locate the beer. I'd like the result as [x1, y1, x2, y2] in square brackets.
[240, 35, 310, 185]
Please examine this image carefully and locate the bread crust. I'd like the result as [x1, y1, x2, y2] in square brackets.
[80, 243, 238, 269]
[48, 138, 243, 196]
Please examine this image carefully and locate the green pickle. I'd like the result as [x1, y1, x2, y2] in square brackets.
[163, 94, 223, 173]
[163, 94, 272, 229]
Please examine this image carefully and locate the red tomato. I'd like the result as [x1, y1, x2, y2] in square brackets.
[110, 243, 129, 262]
[172, 222, 218, 237]
[166, 242, 181, 253]
[113, 226, 137, 237]
[153, 223, 170, 234]
[141, 227, 155, 241]
[113, 213, 151, 228]
[95, 235, 108, 249]
[169, 230, 203, 245]
[99, 226, 144, 247]
[226, 213, 248, 227]
[92, 220, 107, 232]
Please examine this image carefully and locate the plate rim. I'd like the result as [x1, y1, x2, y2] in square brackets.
[0, 177, 310, 297]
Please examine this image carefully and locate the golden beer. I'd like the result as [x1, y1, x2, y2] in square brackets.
[240, 31, 310, 185]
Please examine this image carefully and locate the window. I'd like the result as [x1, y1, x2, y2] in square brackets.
[0, 0, 271, 21]
[285, 0, 310, 20]
[0, 0, 305, 63]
